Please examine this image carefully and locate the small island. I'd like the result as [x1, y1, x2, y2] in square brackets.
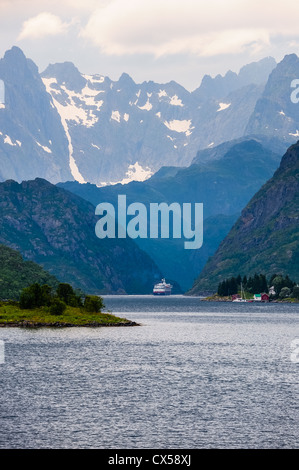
[0, 304, 138, 328]
[0, 282, 138, 328]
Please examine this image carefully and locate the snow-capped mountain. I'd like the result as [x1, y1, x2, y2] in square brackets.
[1, 46, 298, 186]
[41, 62, 196, 185]
[40, 57, 276, 185]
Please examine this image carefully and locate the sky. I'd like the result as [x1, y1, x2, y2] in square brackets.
[1, 0, 299, 91]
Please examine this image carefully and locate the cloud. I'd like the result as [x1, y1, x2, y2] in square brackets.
[1, 0, 98, 14]
[18, 12, 71, 40]
[80, 0, 299, 58]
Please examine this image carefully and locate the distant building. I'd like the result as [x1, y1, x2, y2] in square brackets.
[269, 286, 276, 296]
[254, 293, 269, 302]
[232, 294, 241, 301]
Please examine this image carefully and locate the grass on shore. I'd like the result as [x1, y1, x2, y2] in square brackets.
[0, 302, 134, 327]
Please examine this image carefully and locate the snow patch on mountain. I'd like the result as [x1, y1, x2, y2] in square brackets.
[43, 78, 86, 183]
[91, 143, 100, 150]
[3, 135, 21, 146]
[170, 95, 184, 106]
[138, 98, 152, 111]
[42, 77, 103, 128]
[119, 162, 153, 184]
[83, 74, 105, 84]
[36, 141, 52, 153]
[217, 102, 231, 112]
[158, 90, 167, 98]
[99, 162, 153, 187]
[111, 110, 121, 122]
[164, 119, 192, 135]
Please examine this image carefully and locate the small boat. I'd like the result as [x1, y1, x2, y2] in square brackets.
[232, 283, 251, 302]
[153, 278, 172, 295]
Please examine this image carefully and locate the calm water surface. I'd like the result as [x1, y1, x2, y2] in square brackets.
[0, 296, 298, 449]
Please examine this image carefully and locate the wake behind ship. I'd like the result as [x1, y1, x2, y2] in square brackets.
[153, 279, 172, 295]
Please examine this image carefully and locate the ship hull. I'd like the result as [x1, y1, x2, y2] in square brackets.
[153, 291, 171, 295]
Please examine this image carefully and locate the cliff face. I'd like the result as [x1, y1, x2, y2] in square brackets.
[188, 141, 299, 293]
[245, 54, 299, 139]
[0, 47, 72, 183]
[0, 178, 162, 294]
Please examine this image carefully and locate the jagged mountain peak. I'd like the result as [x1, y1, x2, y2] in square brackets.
[3, 46, 28, 63]
[118, 72, 135, 84]
[0, 45, 39, 82]
[193, 56, 276, 101]
[238, 56, 277, 84]
[41, 61, 87, 92]
[245, 53, 299, 139]
[264, 53, 299, 88]
[267, 53, 299, 81]
[278, 53, 299, 64]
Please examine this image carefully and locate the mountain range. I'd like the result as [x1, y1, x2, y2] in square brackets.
[2, 46, 299, 187]
[40, 56, 275, 185]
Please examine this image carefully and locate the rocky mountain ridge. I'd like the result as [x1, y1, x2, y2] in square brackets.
[2, 46, 295, 186]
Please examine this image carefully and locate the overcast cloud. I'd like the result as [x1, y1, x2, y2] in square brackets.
[1, 0, 299, 90]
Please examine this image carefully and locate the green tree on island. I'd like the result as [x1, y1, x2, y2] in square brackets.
[19, 282, 105, 314]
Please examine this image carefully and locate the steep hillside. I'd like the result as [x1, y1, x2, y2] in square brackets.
[189, 141, 299, 293]
[245, 54, 299, 141]
[0, 178, 163, 294]
[0, 244, 59, 300]
[0, 47, 72, 183]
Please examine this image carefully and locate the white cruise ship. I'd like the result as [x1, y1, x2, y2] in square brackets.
[153, 278, 172, 295]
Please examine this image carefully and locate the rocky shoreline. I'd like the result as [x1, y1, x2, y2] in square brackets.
[200, 296, 298, 303]
[0, 320, 139, 328]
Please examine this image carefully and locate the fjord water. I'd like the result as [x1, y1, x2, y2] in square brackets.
[0, 296, 298, 449]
